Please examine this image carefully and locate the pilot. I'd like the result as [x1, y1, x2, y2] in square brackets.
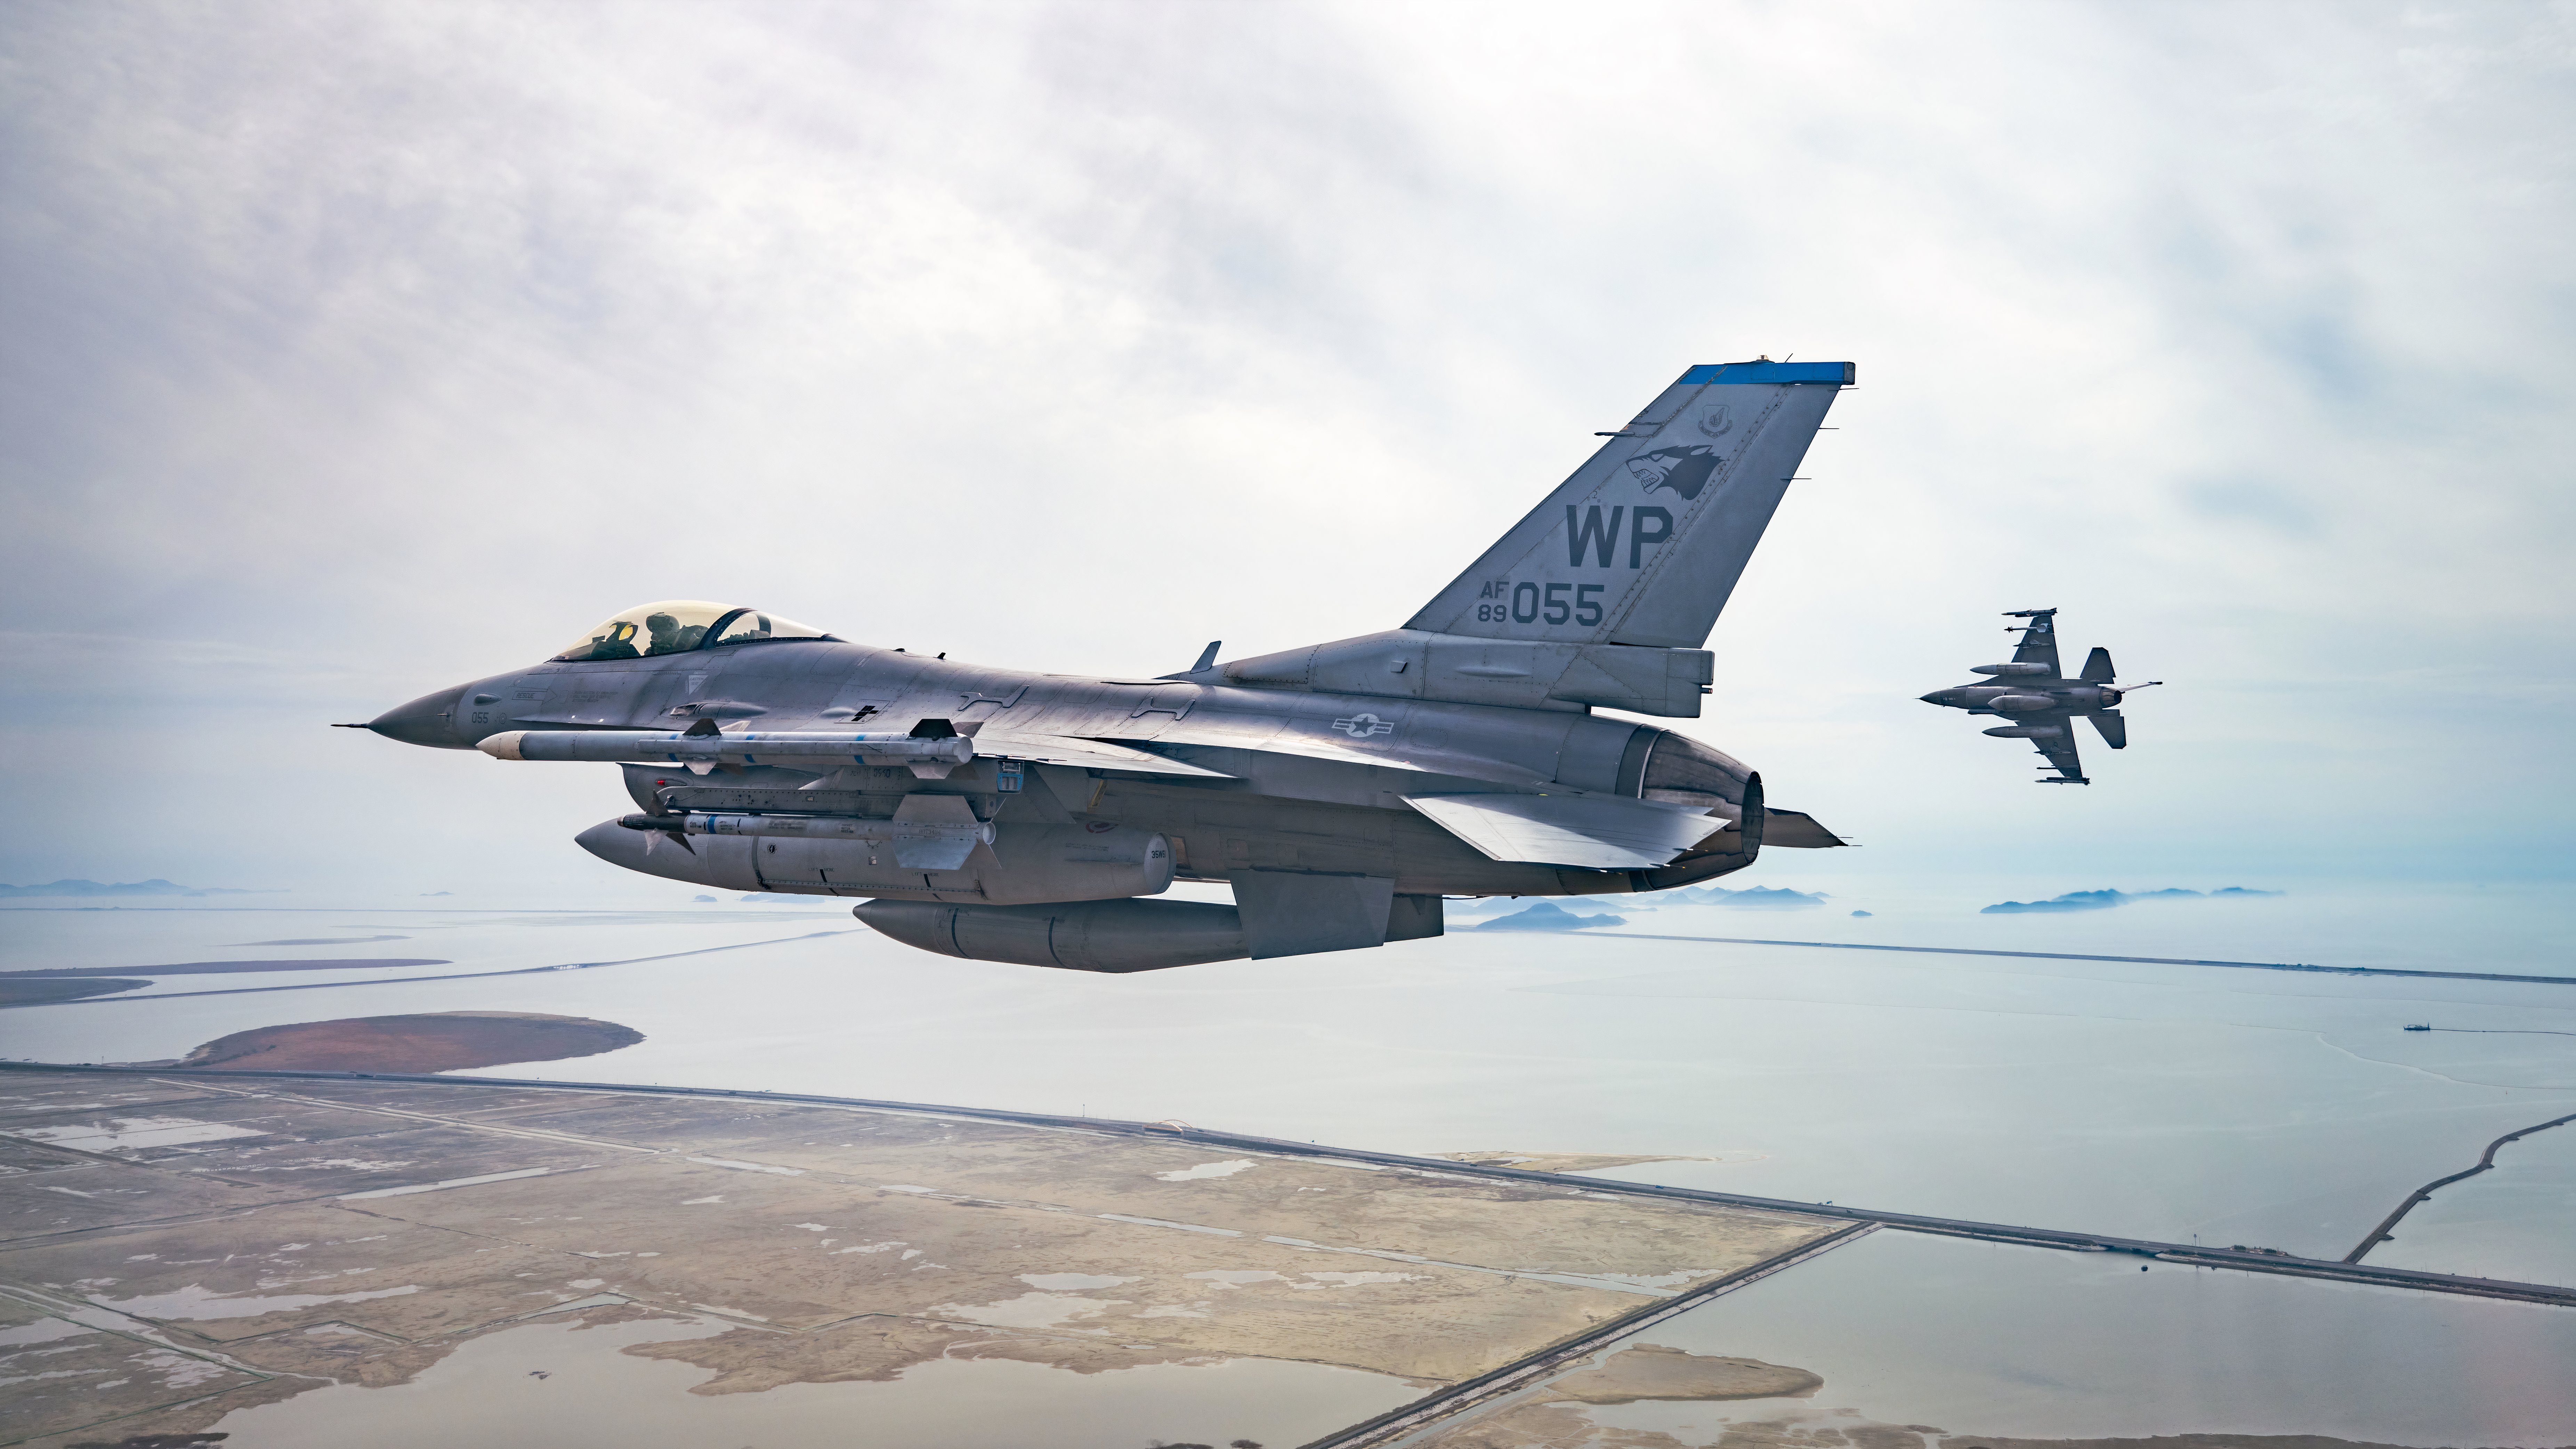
[644, 613, 704, 656]
[588, 621, 641, 660]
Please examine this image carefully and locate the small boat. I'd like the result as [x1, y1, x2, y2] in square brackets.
[2403, 1023, 2432, 1032]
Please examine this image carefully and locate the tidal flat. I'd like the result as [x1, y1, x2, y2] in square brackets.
[0, 883, 2570, 1444]
[0, 1069, 1839, 1445]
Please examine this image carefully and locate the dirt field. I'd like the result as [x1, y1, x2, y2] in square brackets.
[0, 978, 145, 1006]
[1, 959, 450, 977]
[0, 1069, 1841, 1446]
[174, 1011, 645, 1071]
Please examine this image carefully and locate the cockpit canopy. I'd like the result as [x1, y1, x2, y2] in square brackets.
[551, 600, 837, 663]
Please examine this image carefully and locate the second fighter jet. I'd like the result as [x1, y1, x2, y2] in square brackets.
[1919, 608, 2159, 784]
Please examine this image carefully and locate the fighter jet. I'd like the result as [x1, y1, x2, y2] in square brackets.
[346, 361, 1853, 971]
[1918, 609, 2159, 784]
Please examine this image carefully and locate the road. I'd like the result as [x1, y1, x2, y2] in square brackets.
[1596, 931, 2576, 987]
[7, 1061, 2569, 1309]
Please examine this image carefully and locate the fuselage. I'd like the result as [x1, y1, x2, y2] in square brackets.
[374, 636, 1764, 900]
[1918, 678, 2125, 716]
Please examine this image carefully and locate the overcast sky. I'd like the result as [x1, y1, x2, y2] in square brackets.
[3, 1, 2569, 899]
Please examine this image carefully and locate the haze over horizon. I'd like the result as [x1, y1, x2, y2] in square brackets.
[4, 2, 2570, 897]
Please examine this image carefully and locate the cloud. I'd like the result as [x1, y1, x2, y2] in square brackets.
[2, 1, 2571, 890]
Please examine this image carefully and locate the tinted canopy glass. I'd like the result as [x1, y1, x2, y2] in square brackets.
[552, 601, 833, 662]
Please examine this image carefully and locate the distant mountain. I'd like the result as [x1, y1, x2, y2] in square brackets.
[1983, 887, 2285, 914]
[1448, 883, 1827, 921]
[1477, 901, 1627, 932]
[0, 879, 258, 898]
[1672, 885, 1828, 910]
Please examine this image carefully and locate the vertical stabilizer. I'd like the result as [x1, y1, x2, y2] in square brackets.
[1406, 361, 1850, 649]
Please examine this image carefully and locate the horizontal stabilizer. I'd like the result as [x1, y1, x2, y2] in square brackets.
[1404, 793, 1726, 871]
[2089, 710, 2127, 749]
[2080, 646, 2115, 683]
[1760, 809, 1847, 849]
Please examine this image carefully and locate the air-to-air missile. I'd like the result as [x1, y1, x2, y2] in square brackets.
[1918, 608, 2160, 784]
[345, 360, 1858, 972]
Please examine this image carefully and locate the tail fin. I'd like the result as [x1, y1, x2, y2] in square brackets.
[1406, 361, 1850, 649]
[2080, 646, 2115, 683]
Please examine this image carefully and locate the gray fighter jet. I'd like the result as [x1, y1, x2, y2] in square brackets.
[1918, 609, 2159, 784]
[348, 361, 1853, 971]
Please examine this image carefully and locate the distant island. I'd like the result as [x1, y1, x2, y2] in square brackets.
[1673, 884, 1828, 910]
[171, 1011, 644, 1073]
[1453, 883, 1828, 924]
[0, 879, 261, 898]
[1982, 887, 2285, 914]
[1477, 901, 1628, 932]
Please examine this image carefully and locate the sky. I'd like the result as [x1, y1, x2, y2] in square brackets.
[2, 0, 2570, 899]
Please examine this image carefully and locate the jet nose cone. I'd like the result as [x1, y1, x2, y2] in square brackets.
[367, 685, 472, 749]
[1918, 691, 1946, 705]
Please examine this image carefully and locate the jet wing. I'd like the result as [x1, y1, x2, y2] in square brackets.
[1100, 719, 1549, 788]
[2028, 715, 2088, 783]
[1404, 793, 1728, 870]
[2009, 611, 2063, 673]
[974, 733, 1237, 779]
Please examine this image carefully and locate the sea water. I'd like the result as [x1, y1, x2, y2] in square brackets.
[4, 880, 2571, 1442]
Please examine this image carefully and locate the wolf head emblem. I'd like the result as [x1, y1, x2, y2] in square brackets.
[1626, 444, 1724, 501]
